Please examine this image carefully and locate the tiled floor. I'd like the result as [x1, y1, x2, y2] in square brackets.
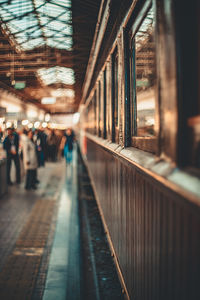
[0, 151, 81, 300]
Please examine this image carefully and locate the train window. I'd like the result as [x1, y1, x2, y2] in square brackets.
[187, 1, 200, 168]
[129, 5, 158, 153]
[188, 116, 200, 168]
[88, 101, 93, 134]
[94, 90, 97, 135]
[98, 81, 102, 137]
[112, 48, 119, 143]
[103, 68, 107, 139]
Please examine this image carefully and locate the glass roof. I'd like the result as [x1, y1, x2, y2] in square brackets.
[51, 88, 75, 98]
[0, 0, 72, 51]
[37, 67, 75, 85]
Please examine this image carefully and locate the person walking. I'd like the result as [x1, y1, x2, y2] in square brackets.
[64, 128, 75, 164]
[3, 127, 21, 185]
[23, 130, 38, 190]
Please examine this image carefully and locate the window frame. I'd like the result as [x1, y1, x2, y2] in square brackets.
[111, 47, 119, 143]
[103, 67, 107, 139]
[98, 80, 102, 137]
[127, 0, 159, 154]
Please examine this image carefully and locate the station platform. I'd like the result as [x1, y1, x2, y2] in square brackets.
[0, 148, 124, 300]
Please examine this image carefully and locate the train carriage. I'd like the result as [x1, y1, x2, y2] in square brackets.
[79, 0, 200, 299]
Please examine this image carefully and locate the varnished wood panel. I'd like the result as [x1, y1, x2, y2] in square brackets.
[85, 138, 200, 300]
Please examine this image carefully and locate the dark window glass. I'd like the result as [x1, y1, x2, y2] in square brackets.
[112, 48, 119, 142]
[103, 68, 107, 138]
[114, 52, 118, 128]
[94, 91, 97, 135]
[133, 7, 156, 137]
[98, 81, 101, 136]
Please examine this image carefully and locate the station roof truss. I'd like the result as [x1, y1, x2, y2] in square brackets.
[0, 0, 101, 114]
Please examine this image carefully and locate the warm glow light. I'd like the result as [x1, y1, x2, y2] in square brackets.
[1, 101, 21, 113]
[22, 119, 29, 126]
[0, 117, 5, 124]
[13, 120, 17, 128]
[73, 112, 80, 125]
[27, 110, 38, 119]
[28, 123, 33, 128]
[6, 121, 12, 128]
[39, 113, 44, 121]
[45, 114, 50, 122]
[42, 122, 48, 128]
[41, 97, 56, 104]
[48, 123, 68, 130]
[51, 123, 56, 129]
[34, 121, 40, 128]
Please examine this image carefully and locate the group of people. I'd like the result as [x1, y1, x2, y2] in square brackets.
[2, 127, 75, 190]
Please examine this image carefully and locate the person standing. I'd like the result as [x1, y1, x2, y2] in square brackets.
[23, 130, 38, 190]
[0, 127, 3, 143]
[3, 127, 21, 185]
[64, 128, 75, 164]
[46, 130, 58, 162]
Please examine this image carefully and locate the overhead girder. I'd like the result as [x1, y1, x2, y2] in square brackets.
[0, 0, 101, 114]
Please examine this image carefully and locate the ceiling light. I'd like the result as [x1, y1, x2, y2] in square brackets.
[41, 97, 56, 104]
[45, 114, 50, 122]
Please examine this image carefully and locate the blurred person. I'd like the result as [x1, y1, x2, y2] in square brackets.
[3, 127, 21, 185]
[39, 127, 48, 163]
[19, 128, 28, 160]
[23, 129, 38, 190]
[33, 129, 45, 167]
[39, 128, 48, 162]
[0, 127, 3, 143]
[64, 128, 75, 164]
[46, 129, 58, 162]
[58, 131, 66, 160]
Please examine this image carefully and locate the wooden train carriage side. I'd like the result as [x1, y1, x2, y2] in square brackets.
[79, 0, 200, 299]
[84, 137, 200, 300]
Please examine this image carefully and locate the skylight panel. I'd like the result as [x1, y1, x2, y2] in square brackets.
[46, 40, 60, 48]
[57, 67, 75, 85]
[61, 26, 73, 35]
[37, 67, 75, 86]
[37, 5, 65, 19]
[39, 16, 49, 25]
[51, 89, 75, 98]
[46, 20, 66, 29]
[57, 11, 72, 22]
[0, 0, 73, 51]
[7, 16, 38, 33]
[31, 28, 42, 38]
[14, 33, 28, 44]
[1, 1, 34, 20]
[21, 37, 45, 50]
[47, 38, 72, 50]
[51, 0, 71, 8]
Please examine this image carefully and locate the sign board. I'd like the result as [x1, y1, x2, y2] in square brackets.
[14, 81, 26, 89]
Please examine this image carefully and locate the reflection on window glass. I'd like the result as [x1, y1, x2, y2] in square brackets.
[134, 7, 156, 137]
[104, 68, 107, 138]
[114, 51, 118, 128]
[98, 81, 102, 136]
[188, 115, 200, 167]
[94, 91, 97, 135]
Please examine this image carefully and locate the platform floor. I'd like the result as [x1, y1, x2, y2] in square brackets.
[0, 150, 81, 300]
